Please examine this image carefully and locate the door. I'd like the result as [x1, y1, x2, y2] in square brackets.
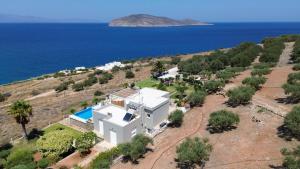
[99, 120, 104, 135]
[110, 130, 117, 145]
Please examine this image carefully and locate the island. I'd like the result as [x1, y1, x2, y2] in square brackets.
[109, 14, 211, 27]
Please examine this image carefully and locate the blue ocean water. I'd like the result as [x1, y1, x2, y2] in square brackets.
[0, 23, 300, 85]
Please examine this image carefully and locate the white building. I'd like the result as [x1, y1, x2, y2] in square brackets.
[158, 67, 179, 80]
[92, 88, 170, 145]
[96, 61, 125, 71]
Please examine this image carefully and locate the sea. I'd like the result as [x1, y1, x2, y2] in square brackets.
[1, 22, 300, 85]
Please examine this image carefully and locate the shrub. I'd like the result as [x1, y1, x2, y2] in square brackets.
[0, 93, 5, 102]
[208, 110, 240, 133]
[80, 101, 89, 109]
[83, 77, 98, 87]
[157, 82, 167, 91]
[168, 110, 184, 127]
[151, 61, 166, 78]
[171, 57, 181, 65]
[102, 73, 113, 80]
[5, 147, 34, 169]
[259, 37, 285, 63]
[282, 72, 300, 102]
[89, 147, 120, 169]
[216, 69, 236, 83]
[37, 158, 50, 169]
[291, 38, 300, 62]
[226, 86, 255, 106]
[293, 64, 300, 71]
[0, 149, 10, 159]
[10, 163, 36, 169]
[98, 77, 109, 84]
[284, 106, 300, 138]
[94, 90, 104, 96]
[251, 68, 272, 76]
[53, 72, 66, 78]
[118, 134, 153, 162]
[111, 66, 121, 73]
[55, 82, 69, 93]
[188, 90, 207, 107]
[176, 137, 212, 168]
[203, 80, 225, 94]
[75, 132, 97, 155]
[72, 83, 84, 92]
[36, 130, 75, 159]
[209, 59, 225, 72]
[242, 76, 267, 90]
[125, 71, 135, 79]
[281, 145, 300, 169]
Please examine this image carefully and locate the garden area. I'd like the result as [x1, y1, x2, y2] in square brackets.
[0, 123, 99, 169]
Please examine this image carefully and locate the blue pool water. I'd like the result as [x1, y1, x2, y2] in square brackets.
[74, 107, 93, 120]
[1, 23, 300, 84]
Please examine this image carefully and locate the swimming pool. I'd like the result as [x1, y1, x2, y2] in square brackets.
[70, 107, 93, 123]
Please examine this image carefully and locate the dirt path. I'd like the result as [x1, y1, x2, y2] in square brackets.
[277, 42, 294, 67]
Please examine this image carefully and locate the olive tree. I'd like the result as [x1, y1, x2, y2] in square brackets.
[168, 110, 184, 127]
[284, 106, 300, 138]
[226, 86, 255, 106]
[176, 137, 212, 168]
[281, 146, 300, 169]
[118, 134, 153, 162]
[242, 76, 267, 90]
[203, 80, 225, 94]
[208, 110, 240, 133]
[75, 132, 97, 155]
[188, 90, 207, 107]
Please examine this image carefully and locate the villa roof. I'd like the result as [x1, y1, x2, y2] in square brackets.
[94, 104, 138, 127]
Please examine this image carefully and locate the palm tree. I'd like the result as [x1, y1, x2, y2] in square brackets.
[8, 100, 33, 139]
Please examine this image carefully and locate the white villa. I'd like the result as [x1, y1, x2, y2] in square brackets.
[96, 61, 125, 71]
[70, 87, 171, 146]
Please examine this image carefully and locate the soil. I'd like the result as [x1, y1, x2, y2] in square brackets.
[112, 64, 299, 169]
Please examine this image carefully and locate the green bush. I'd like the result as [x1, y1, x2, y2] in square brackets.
[118, 134, 153, 162]
[55, 82, 69, 93]
[0, 93, 5, 102]
[0, 149, 10, 159]
[176, 137, 212, 168]
[98, 77, 109, 84]
[83, 76, 98, 87]
[291, 38, 300, 62]
[168, 110, 184, 127]
[203, 80, 225, 94]
[125, 71, 135, 79]
[37, 158, 50, 169]
[72, 83, 84, 92]
[259, 37, 285, 63]
[216, 69, 236, 83]
[5, 147, 34, 169]
[75, 132, 97, 155]
[36, 130, 75, 159]
[111, 66, 121, 73]
[251, 68, 272, 76]
[208, 110, 240, 133]
[94, 90, 104, 96]
[293, 64, 300, 71]
[282, 72, 300, 102]
[10, 163, 36, 169]
[157, 82, 167, 91]
[226, 86, 256, 106]
[281, 145, 300, 169]
[171, 57, 181, 65]
[242, 76, 267, 90]
[284, 106, 300, 138]
[89, 147, 120, 169]
[188, 90, 207, 107]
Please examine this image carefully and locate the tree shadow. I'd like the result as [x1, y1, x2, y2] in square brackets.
[277, 124, 300, 141]
[0, 143, 13, 151]
[269, 164, 285, 169]
[225, 101, 249, 108]
[167, 123, 182, 128]
[275, 97, 300, 104]
[174, 158, 206, 169]
[206, 125, 237, 134]
[27, 128, 44, 140]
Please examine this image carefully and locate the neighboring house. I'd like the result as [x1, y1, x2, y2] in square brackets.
[92, 88, 170, 145]
[96, 61, 125, 71]
[158, 67, 179, 80]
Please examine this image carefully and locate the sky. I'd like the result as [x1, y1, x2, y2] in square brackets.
[0, 0, 299, 22]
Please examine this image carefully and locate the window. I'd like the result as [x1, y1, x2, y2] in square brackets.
[147, 113, 151, 118]
[131, 128, 137, 137]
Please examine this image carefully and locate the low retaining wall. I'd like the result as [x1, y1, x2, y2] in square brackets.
[70, 118, 94, 131]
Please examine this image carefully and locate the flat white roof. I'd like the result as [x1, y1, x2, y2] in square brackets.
[128, 88, 169, 110]
[95, 105, 134, 127]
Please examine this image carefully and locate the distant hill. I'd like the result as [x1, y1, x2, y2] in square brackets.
[0, 13, 100, 23]
[109, 14, 211, 27]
